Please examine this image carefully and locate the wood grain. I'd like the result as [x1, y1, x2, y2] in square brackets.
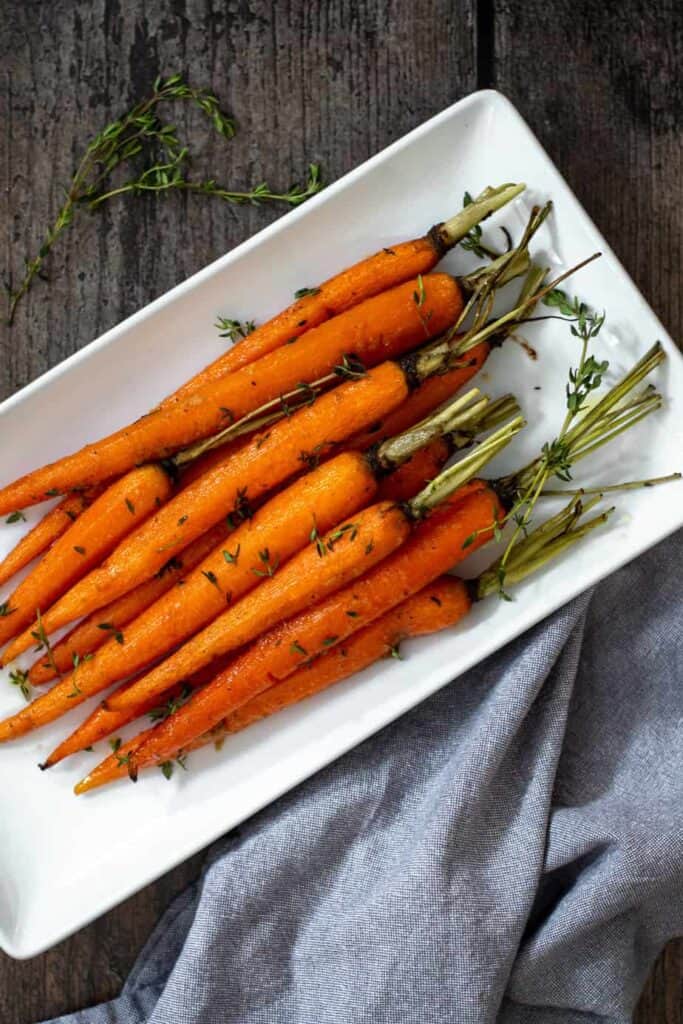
[0, 1, 680, 1021]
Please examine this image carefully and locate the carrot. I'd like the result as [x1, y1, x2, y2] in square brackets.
[40, 390, 502, 761]
[346, 341, 490, 452]
[29, 420, 518, 761]
[375, 439, 451, 504]
[26, 522, 231, 685]
[0, 274, 462, 513]
[80, 483, 505, 781]
[0, 466, 172, 652]
[0, 489, 103, 588]
[1, 499, 413, 744]
[162, 183, 525, 404]
[8, 312, 507, 657]
[198, 577, 471, 738]
[75, 577, 472, 792]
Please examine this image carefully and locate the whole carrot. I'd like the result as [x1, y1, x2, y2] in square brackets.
[164, 184, 525, 403]
[5, 292, 520, 658]
[76, 576, 472, 792]
[31, 392, 504, 759]
[0, 489, 104, 589]
[32, 420, 519, 760]
[27, 522, 231, 685]
[198, 577, 471, 738]
[81, 482, 507, 778]
[78, 490, 614, 792]
[0, 466, 172, 650]
[0, 273, 462, 513]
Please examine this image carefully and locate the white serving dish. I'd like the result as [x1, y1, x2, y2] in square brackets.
[1, 89, 682, 959]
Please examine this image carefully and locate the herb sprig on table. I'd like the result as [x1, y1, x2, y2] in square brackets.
[5, 73, 322, 324]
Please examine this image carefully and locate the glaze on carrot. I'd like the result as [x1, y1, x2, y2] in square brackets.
[0, 489, 102, 589]
[75, 577, 471, 792]
[162, 183, 525, 404]
[0, 466, 172, 652]
[0, 274, 462, 513]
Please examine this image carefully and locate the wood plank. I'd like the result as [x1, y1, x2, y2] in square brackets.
[0, 2, 476, 1020]
[493, 5, 682, 1021]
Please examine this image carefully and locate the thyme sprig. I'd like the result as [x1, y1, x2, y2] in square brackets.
[6, 73, 322, 324]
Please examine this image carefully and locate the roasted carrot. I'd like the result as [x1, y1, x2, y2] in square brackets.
[79, 483, 505, 779]
[0, 466, 172, 652]
[75, 577, 472, 791]
[77, 484, 618, 794]
[0, 273, 462, 513]
[375, 440, 451, 504]
[1, 499, 414, 743]
[163, 184, 525, 403]
[198, 577, 471, 738]
[34, 392, 499, 759]
[0, 489, 103, 589]
[346, 342, 490, 452]
[6, 298, 518, 657]
[26, 522, 231, 685]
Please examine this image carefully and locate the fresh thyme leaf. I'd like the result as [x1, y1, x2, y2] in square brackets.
[97, 622, 125, 645]
[294, 286, 320, 299]
[73, 545, 86, 555]
[413, 274, 426, 308]
[178, 515, 188, 526]
[346, 609, 360, 618]
[31, 608, 60, 677]
[149, 684, 192, 722]
[389, 643, 403, 660]
[215, 317, 257, 343]
[310, 522, 327, 558]
[0, 602, 15, 617]
[322, 635, 338, 647]
[160, 761, 174, 780]
[9, 668, 31, 702]
[6, 73, 322, 325]
[109, 737, 122, 753]
[125, 498, 136, 515]
[202, 570, 220, 589]
[223, 544, 240, 565]
[333, 354, 367, 380]
[252, 548, 279, 578]
[290, 641, 307, 657]
[430, 595, 442, 606]
[157, 555, 183, 577]
[5, 510, 26, 524]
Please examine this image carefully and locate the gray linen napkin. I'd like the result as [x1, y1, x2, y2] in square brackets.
[46, 530, 683, 1024]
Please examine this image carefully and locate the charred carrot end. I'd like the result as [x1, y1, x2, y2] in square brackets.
[0, 465, 173, 655]
[346, 341, 490, 452]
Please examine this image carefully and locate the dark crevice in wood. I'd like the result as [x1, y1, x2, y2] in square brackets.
[476, 0, 495, 88]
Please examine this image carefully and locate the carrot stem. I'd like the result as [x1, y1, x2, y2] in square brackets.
[436, 183, 526, 248]
[409, 415, 524, 516]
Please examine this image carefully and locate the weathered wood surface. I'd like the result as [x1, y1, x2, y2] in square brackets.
[0, 0, 680, 1021]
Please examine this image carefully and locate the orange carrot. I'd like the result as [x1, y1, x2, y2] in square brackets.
[6, 352, 444, 655]
[40, 419, 519, 758]
[83, 485, 504, 779]
[76, 577, 471, 791]
[27, 522, 231, 685]
[197, 577, 471, 739]
[163, 183, 525, 404]
[0, 274, 462, 513]
[375, 439, 451, 504]
[41, 390, 500, 759]
[0, 489, 102, 588]
[0, 466, 172, 652]
[346, 341, 490, 451]
[2, 499, 411, 744]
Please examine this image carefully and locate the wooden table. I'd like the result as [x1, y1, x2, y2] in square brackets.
[0, 1, 681, 1020]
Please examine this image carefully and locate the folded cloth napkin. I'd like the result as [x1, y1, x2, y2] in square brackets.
[47, 531, 683, 1024]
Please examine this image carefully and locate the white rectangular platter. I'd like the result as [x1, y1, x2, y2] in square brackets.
[1, 89, 682, 959]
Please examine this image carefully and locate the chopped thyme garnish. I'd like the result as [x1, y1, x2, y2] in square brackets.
[294, 286, 320, 299]
[5, 510, 26, 524]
